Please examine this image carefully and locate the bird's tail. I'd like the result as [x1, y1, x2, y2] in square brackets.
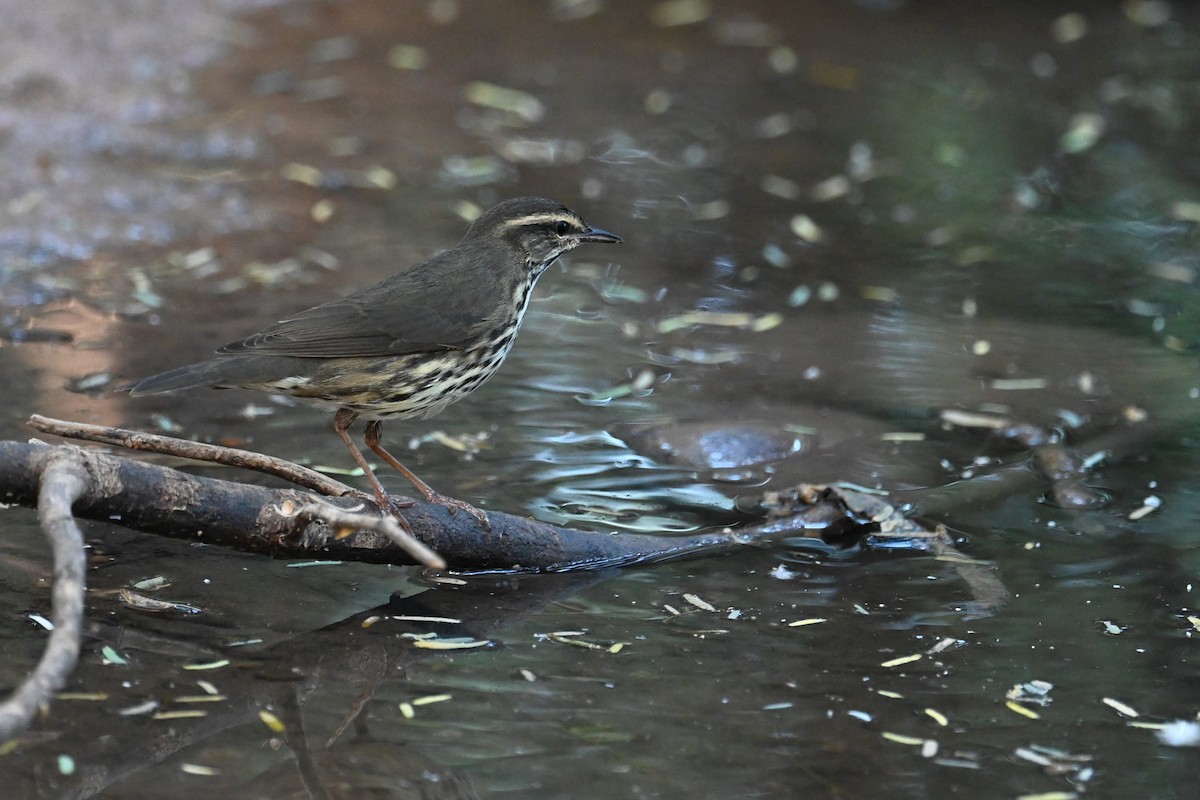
[119, 360, 240, 395]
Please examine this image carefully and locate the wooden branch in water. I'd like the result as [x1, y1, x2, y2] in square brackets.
[0, 437, 833, 573]
[0, 449, 89, 740]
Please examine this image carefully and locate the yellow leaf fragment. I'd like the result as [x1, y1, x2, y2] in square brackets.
[1006, 700, 1040, 720]
[153, 710, 208, 720]
[411, 638, 491, 650]
[259, 710, 286, 732]
[924, 708, 949, 727]
[412, 694, 453, 707]
[1102, 697, 1139, 718]
[175, 695, 226, 704]
[787, 618, 827, 627]
[880, 654, 922, 668]
[183, 659, 229, 671]
[881, 731, 926, 746]
[399, 702, 415, 719]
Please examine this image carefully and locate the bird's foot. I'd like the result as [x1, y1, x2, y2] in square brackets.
[423, 489, 490, 528]
[349, 488, 415, 515]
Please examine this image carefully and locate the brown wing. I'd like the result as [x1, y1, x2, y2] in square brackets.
[218, 245, 502, 359]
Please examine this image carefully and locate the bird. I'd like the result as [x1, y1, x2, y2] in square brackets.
[122, 197, 622, 523]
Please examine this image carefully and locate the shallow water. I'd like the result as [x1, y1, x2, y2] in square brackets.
[2, 1, 1200, 797]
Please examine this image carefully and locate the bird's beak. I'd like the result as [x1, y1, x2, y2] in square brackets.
[575, 226, 622, 244]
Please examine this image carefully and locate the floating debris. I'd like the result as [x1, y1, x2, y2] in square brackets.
[767, 45, 799, 74]
[683, 593, 716, 612]
[1060, 112, 1105, 154]
[259, 709, 286, 732]
[790, 214, 824, 243]
[28, 613, 53, 631]
[658, 310, 782, 334]
[651, 0, 712, 27]
[180, 764, 219, 777]
[1128, 495, 1162, 521]
[387, 43, 429, 70]
[924, 708, 950, 727]
[812, 175, 851, 201]
[1051, 12, 1088, 43]
[1006, 700, 1041, 720]
[880, 654, 922, 669]
[881, 732, 927, 747]
[410, 637, 491, 650]
[761, 174, 801, 200]
[463, 81, 545, 123]
[990, 377, 1049, 391]
[118, 588, 202, 615]
[101, 646, 128, 666]
[1101, 697, 1139, 718]
[787, 618, 827, 627]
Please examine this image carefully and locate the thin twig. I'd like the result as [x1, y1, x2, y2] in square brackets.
[28, 414, 357, 499]
[0, 448, 89, 739]
[293, 500, 445, 569]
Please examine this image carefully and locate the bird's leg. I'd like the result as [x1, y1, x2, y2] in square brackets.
[363, 420, 491, 527]
[333, 408, 411, 513]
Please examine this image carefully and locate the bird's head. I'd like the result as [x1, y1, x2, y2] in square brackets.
[465, 197, 622, 274]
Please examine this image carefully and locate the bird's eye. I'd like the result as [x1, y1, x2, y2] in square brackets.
[555, 220, 571, 236]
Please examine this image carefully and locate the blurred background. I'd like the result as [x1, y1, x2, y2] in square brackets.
[2, 1, 1199, 797]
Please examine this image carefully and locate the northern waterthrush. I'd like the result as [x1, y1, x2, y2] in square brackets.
[123, 197, 622, 520]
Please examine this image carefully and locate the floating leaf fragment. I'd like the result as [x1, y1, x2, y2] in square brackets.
[788, 618, 827, 627]
[412, 694, 452, 706]
[1101, 697, 1139, 717]
[463, 81, 545, 123]
[153, 710, 208, 720]
[1051, 12, 1088, 43]
[651, 0, 712, 27]
[1128, 495, 1162, 521]
[924, 708, 949, 727]
[683, 593, 716, 612]
[881, 732, 926, 746]
[180, 763, 219, 776]
[387, 43, 429, 70]
[410, 637, 491, 650]
[118, 700, 159, 716]
[56, 692, 108, 701]
[257, 709, 285, 732]
[57, 755, 75, 776]
[101, 646, 128, 666]
[1006, 700, 1040, 719]
[183, 659, 230, 671]
[1060, 112, 1105, 154]
[399, 702, 415, 719]
[28, 613, 53, 631]
[790, 214, 824, 243]
[880, 653, 922, 668]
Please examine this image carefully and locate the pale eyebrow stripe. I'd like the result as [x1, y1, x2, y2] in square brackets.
[497, 212, 578, 231]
